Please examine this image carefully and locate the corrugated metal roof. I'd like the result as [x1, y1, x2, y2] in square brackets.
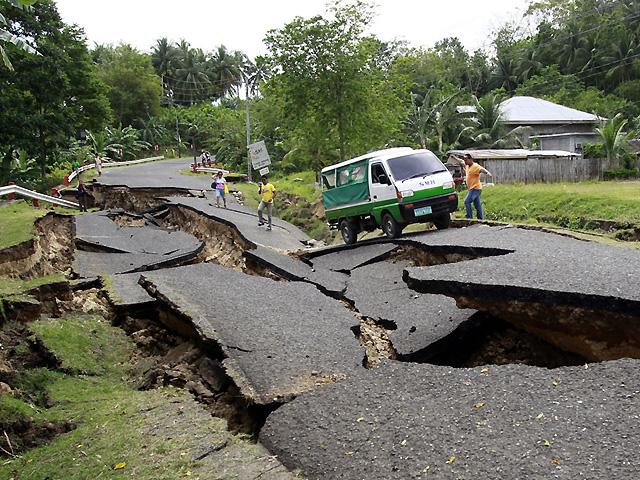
[500, 96, 599, 125]
[447, 149, 576, 160]
[531, 132, 599, 139]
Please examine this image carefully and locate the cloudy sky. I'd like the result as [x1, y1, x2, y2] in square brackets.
[55, 0, 531, 57]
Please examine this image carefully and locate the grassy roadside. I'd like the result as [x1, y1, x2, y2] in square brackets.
[473, 181, 640, 228]
[0, 201, 49, 249]
[230, 171, 333, 241]
[0, 314, 279, 480]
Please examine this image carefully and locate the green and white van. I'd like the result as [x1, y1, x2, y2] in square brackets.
[321, 148, 458, 244]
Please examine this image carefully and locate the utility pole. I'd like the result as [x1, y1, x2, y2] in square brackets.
[245, 81, 252, 183]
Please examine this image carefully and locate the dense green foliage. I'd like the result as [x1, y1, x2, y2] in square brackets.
[0, 0, 110, 186]
[2, 0, 640, 185]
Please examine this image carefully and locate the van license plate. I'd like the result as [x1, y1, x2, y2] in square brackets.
[414, 206, 432, 217]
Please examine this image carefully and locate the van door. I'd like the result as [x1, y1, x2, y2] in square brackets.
[369, 162, 397, 212]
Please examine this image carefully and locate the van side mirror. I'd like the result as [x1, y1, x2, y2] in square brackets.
[378, 173, 390, 185]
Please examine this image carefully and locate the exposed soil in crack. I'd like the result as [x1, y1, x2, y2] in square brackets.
[120, 310, 273, 435]
[91, 184, 195, 212]
[400, 312, 587, 368]
[339, 300, 397, 369]
[0, 324, 76, 456]
[0, 213, 75, 279]
[159, 204, 253, 272]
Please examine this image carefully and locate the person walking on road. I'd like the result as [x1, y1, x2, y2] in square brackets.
[76, 179, 89, 212]
[95, 155, 102, 176]
[258, 175, 276, 231]
[213, 171, 227, 208]
[463, 154, 492, 220]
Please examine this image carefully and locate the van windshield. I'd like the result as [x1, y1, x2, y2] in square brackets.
[387, 152, 447, 181]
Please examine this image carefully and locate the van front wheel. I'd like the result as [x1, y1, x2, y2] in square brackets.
[381, 213, 402, 239]
[434, 213, 451, 230]
[340, 220, 358, 245]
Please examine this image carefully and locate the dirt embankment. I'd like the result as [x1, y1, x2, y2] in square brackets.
[91, 184, 194, 212]
[0, 213, 74, 279]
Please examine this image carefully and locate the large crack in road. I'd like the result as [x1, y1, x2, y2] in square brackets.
[5, 176, 640, 478]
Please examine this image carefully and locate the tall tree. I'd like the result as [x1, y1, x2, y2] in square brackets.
[96, 44, 162, 126]
[264, 1, 406, 164]
[0, 0, 110, 181]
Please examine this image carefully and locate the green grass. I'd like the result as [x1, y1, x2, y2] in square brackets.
[0, 274, 65, 296]
[230, 171, 334, 241]
[2, 313, 271, 480]
[29, 314, 130, 375]
[466, 181, 640, 229]
[0, 201, 48, 249]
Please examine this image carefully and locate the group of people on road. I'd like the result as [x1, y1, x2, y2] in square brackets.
[210, 171, 276, 231]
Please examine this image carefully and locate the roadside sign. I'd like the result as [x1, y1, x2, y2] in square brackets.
[248, 141, 271, 170]
[259, 167, 270, 176]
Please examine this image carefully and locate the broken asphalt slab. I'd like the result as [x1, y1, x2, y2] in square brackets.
[307, 242, 400, 273]
[139, 263, 363, 404]
[244, 246, 348, 297]
[75, 211, 202, 255]
[162, 196, 310, 252]
[103, 272, 155, 310]
[261, 359, 640, 480]
[403, 225, 640, 360]
[345, 259, 475, 357]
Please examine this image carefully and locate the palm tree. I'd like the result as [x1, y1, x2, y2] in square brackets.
[151, 37, 178, 77]
[405, 90, 466, 154]
[492, 54, 519, 91]
[517, 47, 542, 82]
[603, 30, 640, 85]
[104, 126, 151, 161]
[465, 93, 530, 148]
[209, 45, 243, 98]
[595, 113, 635, 168]
[175, 47, 211, 105]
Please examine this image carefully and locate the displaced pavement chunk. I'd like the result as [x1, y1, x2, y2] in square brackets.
[245, 246, 348, 296]
[140, 263, 363, 404]
[404, 225, 640, 360]
[163, 196, 310, 252]
[261, 359, 640, 479]
[346, 259, 475, 357]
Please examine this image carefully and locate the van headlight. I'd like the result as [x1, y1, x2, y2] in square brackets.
[442, 181, 454, 189]
[400, 190, 414, 198]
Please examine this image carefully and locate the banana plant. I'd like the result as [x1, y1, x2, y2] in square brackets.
[0, 0, 39, 71]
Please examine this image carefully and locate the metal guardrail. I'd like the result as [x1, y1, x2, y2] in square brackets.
[67, 155, 165, 182]
[195, 167, 230, 174]
[0, 184, 79, 209]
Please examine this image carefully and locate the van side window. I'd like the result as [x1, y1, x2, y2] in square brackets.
[337, 161, 368, 187]
[322, 171, 336, 190]
[371, 163, 388, 184]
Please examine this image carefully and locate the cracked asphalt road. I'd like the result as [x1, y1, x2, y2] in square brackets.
[261, 359, 640, 480]
[76, 158, 640, 479]
[140, 263, 363, 404]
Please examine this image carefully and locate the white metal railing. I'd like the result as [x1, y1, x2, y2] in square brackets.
[67, 155, 165, 182]
[0, 184, 79, 209]
[195, 167, 230, 175]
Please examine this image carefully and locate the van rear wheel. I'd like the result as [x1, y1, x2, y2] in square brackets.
[434, 213, 451, 230]
[340, 220, 358, 245]
[381, 213, 402, 239]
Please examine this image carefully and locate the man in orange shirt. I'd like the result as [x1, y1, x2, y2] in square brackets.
[463, 154, 492, 220]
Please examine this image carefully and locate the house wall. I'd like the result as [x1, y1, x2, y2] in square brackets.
[508, 123, 596, 144]
[538, 133, 599, 153]
[476, 157, 638, 184]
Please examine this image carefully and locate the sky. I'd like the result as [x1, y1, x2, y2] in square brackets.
[55, 0, 531, 57]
